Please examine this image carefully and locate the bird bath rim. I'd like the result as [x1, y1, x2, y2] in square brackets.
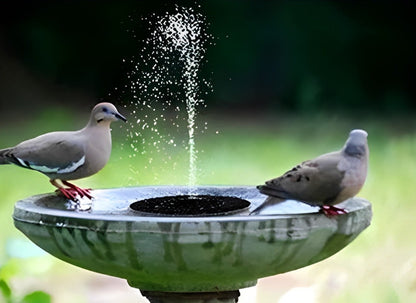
[13, 185, 372, 294]
[12, 185, 353, 225]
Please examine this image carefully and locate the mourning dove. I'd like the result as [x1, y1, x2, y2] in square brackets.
[253, 129, 369, 216]
[0, 102, 126, 200]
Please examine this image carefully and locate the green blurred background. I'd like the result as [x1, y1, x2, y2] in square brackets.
[1, 1, 415, 302]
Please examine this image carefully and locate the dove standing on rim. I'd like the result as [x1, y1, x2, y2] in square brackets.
[0, 102, 127, 201]
[252, 129, 369, 216]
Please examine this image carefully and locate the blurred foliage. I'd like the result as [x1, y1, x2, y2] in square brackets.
[1, 242, 52, 303]
[0, 0, 414, 115]
[0, 282, 51, 303]
[1, 276, 50, 303]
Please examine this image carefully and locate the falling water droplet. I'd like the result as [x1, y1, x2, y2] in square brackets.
[121, 5, 212, 186]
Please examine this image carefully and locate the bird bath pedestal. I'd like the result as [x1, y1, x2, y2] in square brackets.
[13, 186, 372, 303]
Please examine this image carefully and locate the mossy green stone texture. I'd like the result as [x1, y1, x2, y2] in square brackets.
[13, 186, 371, 292]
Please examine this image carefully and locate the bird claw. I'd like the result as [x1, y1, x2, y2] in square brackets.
[59, 181, 93, 200]
[57, 188, 79, 201]
[71, 187, 92, 199]
[320, 205, 347, 217]
[58, 188, 92, 201]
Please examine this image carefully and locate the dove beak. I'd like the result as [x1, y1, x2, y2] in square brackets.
[114, 112, 127, 122]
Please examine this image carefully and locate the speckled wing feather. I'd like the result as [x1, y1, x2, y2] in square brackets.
[258, 151, 345, 206]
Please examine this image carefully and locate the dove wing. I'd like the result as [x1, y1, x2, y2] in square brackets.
[4, 131, 86, 175]
[259, 151, 345, 205]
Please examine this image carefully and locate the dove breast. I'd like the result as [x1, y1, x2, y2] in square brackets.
[334, 154, 368, 204]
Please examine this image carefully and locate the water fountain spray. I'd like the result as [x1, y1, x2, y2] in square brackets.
[124, 6, 211, 187]
[156, 6, 207, 187]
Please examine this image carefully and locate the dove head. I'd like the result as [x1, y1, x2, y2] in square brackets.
[89, 102, 127, 126]
[343, 129, 368, 158]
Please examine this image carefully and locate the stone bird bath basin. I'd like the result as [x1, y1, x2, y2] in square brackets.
[13, 186, 372, 302]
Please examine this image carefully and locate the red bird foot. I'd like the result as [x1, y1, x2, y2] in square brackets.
[51, 179, 93, 201]
[58, 186, 93, 201]
[61, 180, 92, 199]
[320, 205, 347, 217]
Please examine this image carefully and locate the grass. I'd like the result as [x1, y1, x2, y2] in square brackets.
[1, 108, 416, 302]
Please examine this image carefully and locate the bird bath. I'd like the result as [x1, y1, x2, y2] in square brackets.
[13, 185, 372, 303]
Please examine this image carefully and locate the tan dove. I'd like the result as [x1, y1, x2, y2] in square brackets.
[0, 102, 126, 201]
[253, 129, 369, 216]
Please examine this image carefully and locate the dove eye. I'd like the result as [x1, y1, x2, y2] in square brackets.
[102, 107, 109, 113]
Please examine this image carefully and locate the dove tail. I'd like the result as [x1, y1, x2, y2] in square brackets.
[250, 204, 266, 215]
[0, 148, 11, 165]
[250, 195, 286, 215]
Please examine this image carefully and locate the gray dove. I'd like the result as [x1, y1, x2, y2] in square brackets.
[0, 102, 126, 200]
[253, 129, 369, 216]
